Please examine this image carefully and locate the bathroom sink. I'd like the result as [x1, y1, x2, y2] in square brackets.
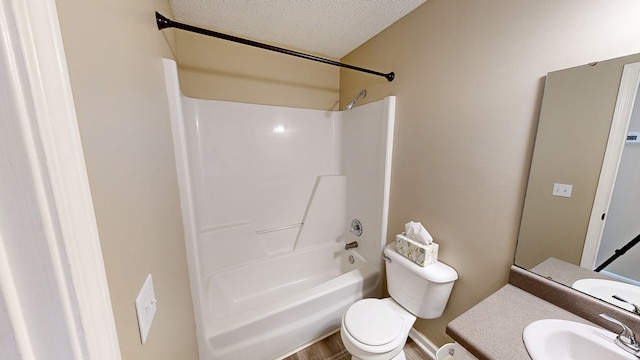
[523, 319, 635, 360]
[573, 278, 640, 313]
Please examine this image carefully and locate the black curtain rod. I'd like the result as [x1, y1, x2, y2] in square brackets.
[594, 233, 640, 272]
[155, 12, 395, 82]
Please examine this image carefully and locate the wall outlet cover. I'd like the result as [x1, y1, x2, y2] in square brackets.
[552, 183, 573, 198]
[135, 274, 157, 344]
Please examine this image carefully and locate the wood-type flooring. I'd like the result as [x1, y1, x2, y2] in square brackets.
[284, 331, 434, 360]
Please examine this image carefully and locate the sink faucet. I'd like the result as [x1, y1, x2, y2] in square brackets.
[599, 313, 640, 357]
[345, 241, 358, 250]
[613, 295, 640, 315]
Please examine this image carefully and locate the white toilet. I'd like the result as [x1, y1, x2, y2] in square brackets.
[340, 243, 458, 360]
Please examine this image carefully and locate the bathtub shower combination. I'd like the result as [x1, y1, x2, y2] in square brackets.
[163, 60, 395, 360]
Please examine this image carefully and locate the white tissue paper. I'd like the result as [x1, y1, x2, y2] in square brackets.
[395, 221, 439, 267]
[404, 221, 433, 245]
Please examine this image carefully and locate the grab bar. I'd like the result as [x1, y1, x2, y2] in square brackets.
[256, 223, 303, 235]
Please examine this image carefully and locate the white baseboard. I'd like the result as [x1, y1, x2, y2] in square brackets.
[408, 328, 439, 359]
[283, 326, 472, 360]
[408, 328, 479, 360]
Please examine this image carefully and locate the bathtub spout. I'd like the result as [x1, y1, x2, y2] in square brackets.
[345, 241, 359, 250]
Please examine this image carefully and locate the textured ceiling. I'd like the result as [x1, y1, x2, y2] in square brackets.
[169, 0, 425, 58]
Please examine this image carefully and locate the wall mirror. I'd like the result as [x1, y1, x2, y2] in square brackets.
[515, 52, 640, 315]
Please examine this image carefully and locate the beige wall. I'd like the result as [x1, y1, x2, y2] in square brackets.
[176, 31, 340, 110]
[55, 0, 198, 359]
[53, 0, 640, 356]
[340, 0, 640, 346]
[516, 53, 640, 270]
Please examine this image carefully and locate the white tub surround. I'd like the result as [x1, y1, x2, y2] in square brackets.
[163, 59, 395, 360]
[207, 245, 379, 359]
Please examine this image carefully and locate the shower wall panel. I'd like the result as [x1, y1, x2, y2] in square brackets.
[181, 98, 342, 255]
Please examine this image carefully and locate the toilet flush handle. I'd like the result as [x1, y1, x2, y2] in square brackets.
[382, 254, 391, 263]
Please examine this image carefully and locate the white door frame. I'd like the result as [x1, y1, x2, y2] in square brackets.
[581, 62, 640, 269]
[0, 0, 121, 358]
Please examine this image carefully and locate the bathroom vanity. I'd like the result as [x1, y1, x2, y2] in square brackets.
[447, 51, 640, 360]
[446, 266, 640, 360]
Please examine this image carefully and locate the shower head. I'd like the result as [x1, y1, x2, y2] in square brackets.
[346, 89, 367, 110]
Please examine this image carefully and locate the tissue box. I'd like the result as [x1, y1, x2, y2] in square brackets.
[395, 234, 438, 267]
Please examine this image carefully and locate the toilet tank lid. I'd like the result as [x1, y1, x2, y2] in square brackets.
[384, 243, 458, 283]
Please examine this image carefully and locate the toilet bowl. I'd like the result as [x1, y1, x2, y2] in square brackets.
[340, 298, 416, 360]
[340, 243, 458, 360]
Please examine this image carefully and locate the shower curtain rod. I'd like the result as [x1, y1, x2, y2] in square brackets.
[155, 12, 395, 82]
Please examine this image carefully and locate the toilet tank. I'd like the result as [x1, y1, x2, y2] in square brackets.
[384, 243, 458, 319]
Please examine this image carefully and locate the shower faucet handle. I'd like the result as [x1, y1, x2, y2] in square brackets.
[345, 241, 358, 250]
[350, 219, 363, 236]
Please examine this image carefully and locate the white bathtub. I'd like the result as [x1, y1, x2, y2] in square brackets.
[202, 244, 380, 360]
[163, 59, 393, 360]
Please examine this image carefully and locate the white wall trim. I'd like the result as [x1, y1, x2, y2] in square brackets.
[162, 58, 207, 355]
[0, 0, 121, 358]
[408, 328, 439, 358]
[582, 61, 640, 269]
[408, 328, 479, 360]
[0, 235, 35, 360]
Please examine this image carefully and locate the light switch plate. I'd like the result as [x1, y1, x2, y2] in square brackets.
[135, 274, 157, 344]
[552, 183, 573, 198]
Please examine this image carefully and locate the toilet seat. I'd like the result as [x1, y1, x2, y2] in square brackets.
[343, 299, 405, 354]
